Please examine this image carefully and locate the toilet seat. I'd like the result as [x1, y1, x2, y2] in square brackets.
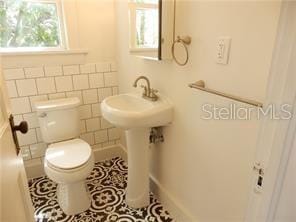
[43, 138, 95, 215]
[45, 138, 92, 170]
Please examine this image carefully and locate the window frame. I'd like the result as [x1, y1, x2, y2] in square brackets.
[128, 1, 159, 52]
[0, 0, 68, 53]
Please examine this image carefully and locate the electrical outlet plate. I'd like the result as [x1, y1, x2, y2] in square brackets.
[216, 37, 231, 65]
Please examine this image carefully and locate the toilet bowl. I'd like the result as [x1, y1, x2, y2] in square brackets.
[44, 139, 94, 215]
[35, 97, 94, 215]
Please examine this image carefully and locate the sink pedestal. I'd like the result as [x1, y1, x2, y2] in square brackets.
[101, 93, 173, 208]
[125, 128, 150, 208]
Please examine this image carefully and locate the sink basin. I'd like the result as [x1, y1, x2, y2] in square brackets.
[101, 92, 173, 209]
[101, 93, 173, 129]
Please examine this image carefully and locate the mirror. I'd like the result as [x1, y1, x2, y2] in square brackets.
[128, 0, 175, 60]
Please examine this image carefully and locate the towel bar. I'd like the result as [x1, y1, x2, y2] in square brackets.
[188, 80, 263, 107]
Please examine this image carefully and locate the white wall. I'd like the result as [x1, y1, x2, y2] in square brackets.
[115, 1, 281, 221]
[63, 0, 116, 62]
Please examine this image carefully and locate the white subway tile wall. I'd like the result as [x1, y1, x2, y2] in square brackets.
[89, 73, 104, 88]
[44, 66, 63, 76]
[5, 81, 18, 98]
[4, 62, 120, 163]
[48, 92, 65, 100]
[82, 89, 98, 104]
[16, 79, 37, 96]
[24, 67, 44, 78]
[73, 75, 89, 90]
[55, 76, 73, 92]
[36, 78, 56, 94]
[4, 68, 25, 80]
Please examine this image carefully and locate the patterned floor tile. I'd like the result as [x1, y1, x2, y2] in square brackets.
[28, 157, 175, 222]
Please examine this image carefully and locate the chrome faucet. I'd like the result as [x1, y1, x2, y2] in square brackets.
[133, 76, 158, 101]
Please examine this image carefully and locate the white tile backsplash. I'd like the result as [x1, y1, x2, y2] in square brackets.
[80, 120, 86, 133]
[86, 118, 101, 132]
[80, 64, 96, 74]
[4, 68, 25, 80]
[101, 117, 113, 129]
[94, 130, 108, 143]
[79, 104, 92, 119]
[91, 103, 101, 117]
[89, 73, 104, 88]
[73, 75, 89, 90]
[5, 80, 18, 98]
[36, 77, 56, 94]
[108, 128, 120, 140]
[98, 87, 112, 102]
[44, 66, 63, 76]
[63, 65, 80, 75]
[24, 67, 44, 78]
[80, 132, 95, 145]
[11, 97, 31, 114]
[23, 113, 39, 129]
[16, 79, 37, 96]
[30, 143, 47, 158]
[13, 115, 24, 125]
[102, 141, 116, 147]
[17, 129, 37, 146]
[4, 61, 119, 161]
[82, 89, 98, 104]
[55, 76, 73, 92]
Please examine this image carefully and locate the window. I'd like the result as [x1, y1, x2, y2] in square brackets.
[0, 0, 66, 51]
[129, 0, 159, 50]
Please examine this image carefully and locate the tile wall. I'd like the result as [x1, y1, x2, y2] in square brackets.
[3, 61, 120, 163]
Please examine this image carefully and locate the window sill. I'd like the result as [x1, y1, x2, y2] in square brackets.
[0, 49, 88, 57]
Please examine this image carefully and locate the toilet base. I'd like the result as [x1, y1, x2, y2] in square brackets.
[57, 181, 90, 215]
[44, 150, 95, 215]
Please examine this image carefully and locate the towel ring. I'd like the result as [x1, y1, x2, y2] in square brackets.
[171, 36, 191, 66]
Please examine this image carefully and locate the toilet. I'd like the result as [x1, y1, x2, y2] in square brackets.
[35, 97, 94, 215]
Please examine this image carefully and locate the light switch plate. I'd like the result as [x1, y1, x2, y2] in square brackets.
[216, 37, 231, 65]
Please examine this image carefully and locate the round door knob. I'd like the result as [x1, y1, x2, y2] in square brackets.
[13, 121, 28, 134]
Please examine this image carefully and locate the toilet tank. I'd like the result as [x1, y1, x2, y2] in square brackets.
[35, 97, 81, 143]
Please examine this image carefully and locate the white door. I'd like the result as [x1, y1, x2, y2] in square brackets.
[245, 2, 296, 222]
[273, 135, 296, 222]
[0, 57, 35, 222]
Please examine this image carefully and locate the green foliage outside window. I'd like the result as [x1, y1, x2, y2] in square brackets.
[0, 0, 62, 48]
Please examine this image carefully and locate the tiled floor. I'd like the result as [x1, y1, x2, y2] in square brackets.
[28, 157, 174, 222]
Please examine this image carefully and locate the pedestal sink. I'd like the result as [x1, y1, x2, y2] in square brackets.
[101, 93, 173, 208]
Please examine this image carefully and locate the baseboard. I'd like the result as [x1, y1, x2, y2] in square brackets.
[93, 144, 127, 162]
[25, 144, 126, 179]
[149, 175, 196, 222]
[118, 145, 196, 222]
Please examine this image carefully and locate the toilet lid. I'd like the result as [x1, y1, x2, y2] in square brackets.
[46, 138, 92, 170]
